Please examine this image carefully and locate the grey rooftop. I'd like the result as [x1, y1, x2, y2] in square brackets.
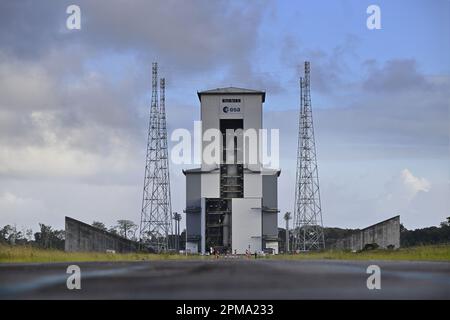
[197, 87, 266, 102]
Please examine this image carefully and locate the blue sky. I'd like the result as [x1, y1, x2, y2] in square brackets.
[0, 0, 448, 233]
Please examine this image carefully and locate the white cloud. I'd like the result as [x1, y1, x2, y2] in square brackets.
[400, 168, 431, 196]
[0, 191, 46, 231]
[0, 183, 142, 233]
[0, 54, 57, 111]
[373, 168, 446, 228]
[383, 168, 431, 204]
[0, 192, 27, 205]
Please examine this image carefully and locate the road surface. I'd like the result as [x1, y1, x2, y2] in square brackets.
[0, 259, 449, 299]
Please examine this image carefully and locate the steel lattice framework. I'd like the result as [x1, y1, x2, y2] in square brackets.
[293, 61, 325, 251]
[139, 62, 173, 252]
[158, 77, 173, 249]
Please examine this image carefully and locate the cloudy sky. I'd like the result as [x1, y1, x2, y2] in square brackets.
[0, 0, 448, 234]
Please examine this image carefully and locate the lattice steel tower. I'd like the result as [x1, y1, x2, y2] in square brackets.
[139, 62, 173, 252]
[158, 77, 173, 249]
[293, 61, 325, 251]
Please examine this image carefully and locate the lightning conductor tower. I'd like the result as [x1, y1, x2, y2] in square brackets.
[158, 77, 173, 249]
[139, 62, 172, 252]
[293, 61, 325, 251]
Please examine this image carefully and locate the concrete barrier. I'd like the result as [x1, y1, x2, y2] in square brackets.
[65, 216, 138, 253]
[335, 216, 400, 251]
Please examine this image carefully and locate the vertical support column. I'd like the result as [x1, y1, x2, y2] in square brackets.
[201, 197, 206, 254]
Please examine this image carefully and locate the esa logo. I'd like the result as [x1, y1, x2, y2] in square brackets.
[223, 106, 241, 113]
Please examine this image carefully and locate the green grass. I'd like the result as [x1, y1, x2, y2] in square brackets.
[0, 244, 449, 263]
[268, 245, 450, 262]
[0, 244, 203, 263]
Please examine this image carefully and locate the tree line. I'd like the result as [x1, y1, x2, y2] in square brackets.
[0, 219, 139, 250]
[278, 217, 450, 251]
[400, 217, 450, 247]
[2, 218, 449, 251]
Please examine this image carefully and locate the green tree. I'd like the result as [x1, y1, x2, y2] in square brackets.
[115, 220, 137, 240]
[108, 227, 119, 235]
[0, 225, 25, 245]
[92, 221, 107, 231]
[34, 223, 64, 249]
[24, 228, 34, 242]
[440, 217, 450, 228]
[0, 225, 14, 243]
[401, 219, 450, 247]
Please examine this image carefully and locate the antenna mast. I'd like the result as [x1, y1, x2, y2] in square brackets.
[293, 61, 325, 251]
[140, 62, 173, 252]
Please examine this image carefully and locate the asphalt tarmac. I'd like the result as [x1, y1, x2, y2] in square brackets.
[0, 259, 449, 299]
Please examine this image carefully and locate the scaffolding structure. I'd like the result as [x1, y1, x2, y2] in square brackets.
[293, 61, 325, 251]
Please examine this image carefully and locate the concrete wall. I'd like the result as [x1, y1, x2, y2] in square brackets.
[201, 172, 220, 198]
[200, 93, 263, 170]
[186, 172, 201, 239]
[244, 172, 262, 198]
[65, 216, 138, 253]
[200, 95, 220, 171]
[242, 95, 263, 172]
[335, 216, 400, 251]
[232, 198, 262, 254]
[262, 174, 278, 240]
